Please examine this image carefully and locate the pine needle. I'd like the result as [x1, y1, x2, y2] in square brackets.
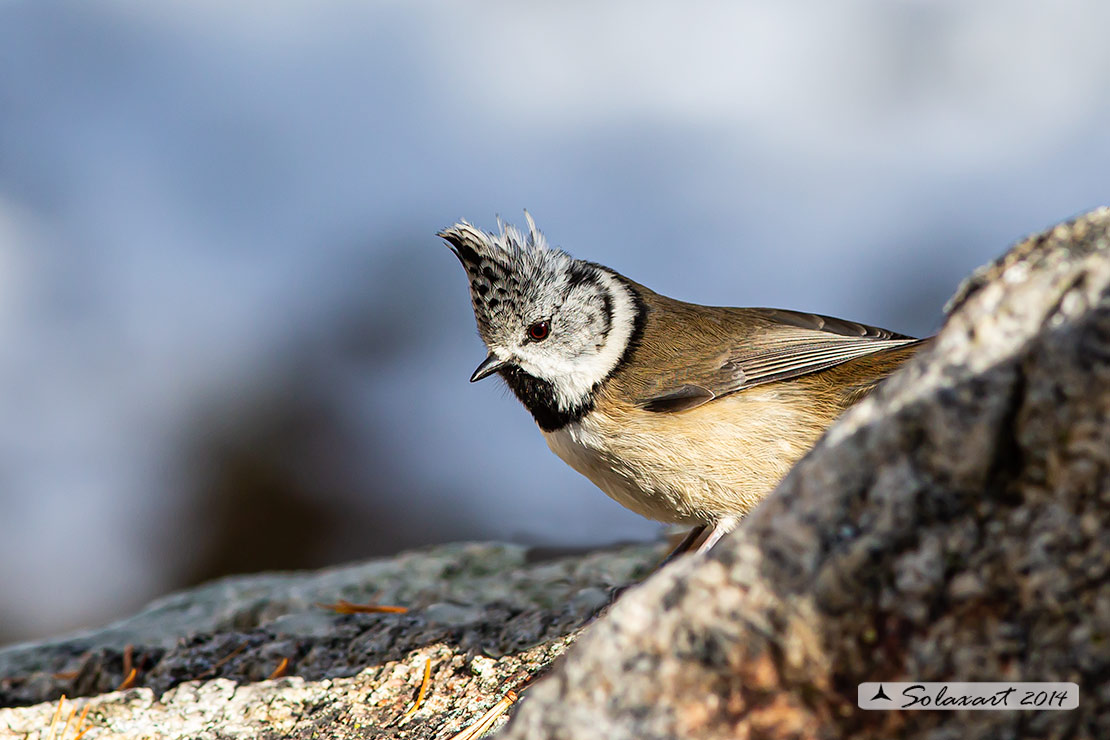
[267, 657, 291, 680]
[315, 599, 408, 614]
[448, 690, 518, 740]
[46, 695, 65, 740]
[400, 658, 433, 720]
[115, 668, 138, 691]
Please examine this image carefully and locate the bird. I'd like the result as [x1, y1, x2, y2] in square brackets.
[440, 214, 926, 558]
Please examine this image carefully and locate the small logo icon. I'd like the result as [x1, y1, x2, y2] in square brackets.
[870, 684, 892, 702]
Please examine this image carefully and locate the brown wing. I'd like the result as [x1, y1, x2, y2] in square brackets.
[634, 306, 924, 413]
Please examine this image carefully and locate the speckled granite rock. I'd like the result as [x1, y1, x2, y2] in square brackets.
[500, 208, 1110, 740]
[0, 542, 660, 737]
[5, 208, 1110, 740]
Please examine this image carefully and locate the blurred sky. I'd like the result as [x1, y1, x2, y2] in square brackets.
[1, 0, 1109, 644]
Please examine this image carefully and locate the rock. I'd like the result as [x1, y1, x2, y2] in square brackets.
[3, 207, 1109, 739]
[500, 207, 1110, 739]
[0, 542, 660, 738]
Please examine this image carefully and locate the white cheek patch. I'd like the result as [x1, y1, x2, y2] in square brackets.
[531, 270, 637, 412]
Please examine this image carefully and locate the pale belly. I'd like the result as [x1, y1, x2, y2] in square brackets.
[543, 421, 695, 523]
[542, 393, 820, 525]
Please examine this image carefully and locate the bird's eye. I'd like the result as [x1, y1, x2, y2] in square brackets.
[527, 320, 550, 342]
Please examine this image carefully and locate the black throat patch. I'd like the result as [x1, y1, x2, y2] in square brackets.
[497, 365, 594, 433]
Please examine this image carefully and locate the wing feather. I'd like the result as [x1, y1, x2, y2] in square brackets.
[634, 306, 922, 412]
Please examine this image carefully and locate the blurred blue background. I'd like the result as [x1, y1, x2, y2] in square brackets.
[1, 1, 1108, 644]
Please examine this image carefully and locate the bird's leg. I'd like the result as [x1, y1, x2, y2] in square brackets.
[694, 516, 739, 554]
[591, 519, 737, 623]
[656, 524, 707, 569]
[592, 525, 707, 619]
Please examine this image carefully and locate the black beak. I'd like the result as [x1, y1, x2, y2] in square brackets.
[470, 352, 508, 382]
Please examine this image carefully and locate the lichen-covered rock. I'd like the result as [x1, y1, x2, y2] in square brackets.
[500, 207, 1110, 740]
[0, 543, 659, 738]
[4, 208, 1109, 740]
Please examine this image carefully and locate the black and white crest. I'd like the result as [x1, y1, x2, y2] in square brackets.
[440, 215, 642, 431]
[439, 215, 573, 347]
